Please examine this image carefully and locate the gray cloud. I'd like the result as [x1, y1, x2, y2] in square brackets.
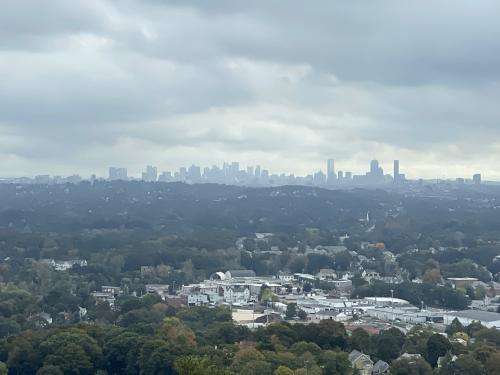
[1, 0, 499, 179]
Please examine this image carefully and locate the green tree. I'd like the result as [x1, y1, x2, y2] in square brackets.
[290, 341, 322, 357]
[261, 289, 274, 304]
[285, 304, 298, 320]
[44, 343, 92, 374]
[319, 350, 352, 375]
[137, 338, 169, 374]
[274, 366, 294, 375]
[159, 317, 196, 347]
[440, 354, 485, 375]
[485, 352, 500, 375]
[174, 355, 230, 375]
[390, 357, 432, 375]
[231, 348, 265, 374]
[376, 328, 405, 362]
[402, 326, 434, 357]
[240, 360, 272, 375]
[298, 309, 308, 321]
[472, 345, 498, 363]
[349, 328, 371, 354]
[425, 334, 451, 367]
[445, 318, 464, 336]
[474, 327, 500, 346]
[103, 331, 143, 375]
[39, 330, 102, 374]
[7, 332, 43, 374]
[36, 365, 64, 375]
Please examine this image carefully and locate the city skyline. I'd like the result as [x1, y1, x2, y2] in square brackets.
[2, 159, 484, 187]
[1, 1, 500, 180]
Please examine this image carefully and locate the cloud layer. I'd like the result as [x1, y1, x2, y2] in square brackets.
[1, 0, 500, 179]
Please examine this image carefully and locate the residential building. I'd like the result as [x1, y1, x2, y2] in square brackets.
[348, 350, 373, 375]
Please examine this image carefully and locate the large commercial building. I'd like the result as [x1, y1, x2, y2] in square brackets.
[327, 159, 336, 183]
[142, 165, 158, 181]
[109, 167, 128, 181]
[394, 160, 400, 183]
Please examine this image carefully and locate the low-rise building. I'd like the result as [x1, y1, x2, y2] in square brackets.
[145, 284, 170, 299]
[317, 269, 338, 280]
[447, 278, 478, 289]
[372, 360, 390, 374]
[444, 310, 500, 328]
[348, 350, 373, 375]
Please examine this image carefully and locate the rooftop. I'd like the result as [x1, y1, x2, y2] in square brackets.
[448, 310, 500, 322]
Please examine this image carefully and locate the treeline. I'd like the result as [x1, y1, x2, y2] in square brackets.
[1, 305, 500, 374]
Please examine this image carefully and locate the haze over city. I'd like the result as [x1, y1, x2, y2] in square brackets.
[1, 1, 500, 179]
[4, 2, 500, 375]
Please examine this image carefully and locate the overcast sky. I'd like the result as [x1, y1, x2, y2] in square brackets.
[1, 0, 500, 179]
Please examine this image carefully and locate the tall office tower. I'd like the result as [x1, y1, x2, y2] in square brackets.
[203, 167, 210, 179]
[255, 165, 261, 179]
[327, 159, 336, 183]
[108, 167, 115, 180]
[187, 165, 201, 181]
[142, 165, 158, 181]
[109, 167, 128, 180]
[247, 166, 254, 177]
[345, 172, 352, 180]
[473, 173, 482, 185]
[230, 162, 239, 179]
[314, 170, 326, 185]
[369, 160, 384, 180]
[338, 171, 344, 180]
[394, 160, 400, 183]
[179, 167, 187, 180]
[223, 162, 229, 178]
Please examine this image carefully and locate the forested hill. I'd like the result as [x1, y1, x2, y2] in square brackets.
[2, 182, 500, 254]
[0, 182, 392, 234]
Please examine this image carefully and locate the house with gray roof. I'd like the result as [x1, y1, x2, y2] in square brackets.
[348, 350, 373, 375]
[372, 360, 390, 374]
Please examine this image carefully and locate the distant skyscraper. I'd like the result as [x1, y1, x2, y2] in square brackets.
[142, 165, 158, 181]
[109, 167, 128, 181]
[230, 162, 239, 180]
[314, 170, 327, 185]
[345, 172, 352, 180]
[368, 160, 384, 183]
[394, 160, 400, 183]
[338, 171, 344, 180]
[187, 165, 201, 181]
[473, 173, 482, 185]
[327, 159, 336, 183]
[179, 167, 187, 180]
[255, 165, 261, 179]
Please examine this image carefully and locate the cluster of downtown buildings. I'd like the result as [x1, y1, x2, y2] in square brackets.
[108, 159, 412, 186]
[1, 159, 483, 186]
